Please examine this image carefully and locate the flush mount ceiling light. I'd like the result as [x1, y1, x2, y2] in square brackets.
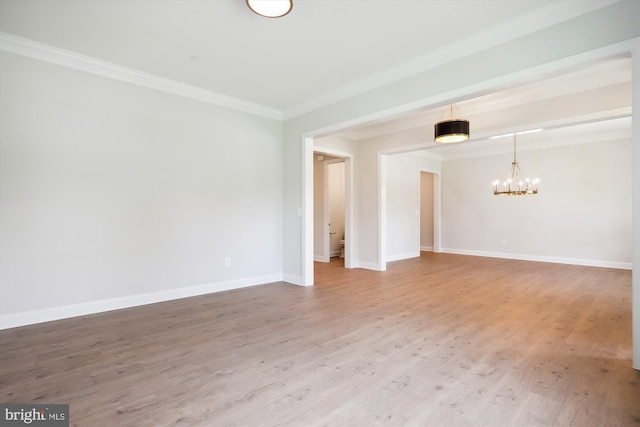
[492, 134, 539, 196]
[434, 104, 470, 143]
[246, 0, 293, 18]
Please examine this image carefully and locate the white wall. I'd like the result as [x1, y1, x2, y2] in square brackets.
[354, 143, 380, 268]
[386, 153, 422, 261]
[441, 137, 632, 268]
[353, 132, 442, 268]
[313, 155, 325, 260]
[0, 52, 283, 327]
[420, 172, 435, 251]
[384, 152, 441, 263]
[314, 134, 356, 155]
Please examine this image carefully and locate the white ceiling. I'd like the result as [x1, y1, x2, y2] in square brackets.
[0, 0, 623, 119]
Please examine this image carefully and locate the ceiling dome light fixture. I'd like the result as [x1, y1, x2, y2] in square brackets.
[434, 104, 470, 143]
[492, 134, 539, 196]
[246, 0, 293, 18]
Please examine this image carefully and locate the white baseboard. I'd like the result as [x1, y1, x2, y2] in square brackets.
[330, 250, 341, 258]
[386, 251, 421, 263]
[353, 261, 385, 271]
[0, 273, 283, 330]
[282, 273, 305, 286]
[314, 255, 329, 262]
[420, 246, 434, 252]
[441, 248, 632, 270]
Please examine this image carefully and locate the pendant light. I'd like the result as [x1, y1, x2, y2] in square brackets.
[246, 0, 293, 18]
[434, 104, 470, 143]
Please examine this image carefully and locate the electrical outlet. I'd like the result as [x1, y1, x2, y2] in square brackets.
[225, 257, 231, 266]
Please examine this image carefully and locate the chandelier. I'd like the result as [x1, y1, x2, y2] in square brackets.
[492, 134, 539, 196]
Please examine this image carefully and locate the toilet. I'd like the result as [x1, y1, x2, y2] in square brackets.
[339, 239, 345, 258]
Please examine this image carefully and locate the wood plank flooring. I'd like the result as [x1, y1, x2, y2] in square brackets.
[1, 253, 638, 426]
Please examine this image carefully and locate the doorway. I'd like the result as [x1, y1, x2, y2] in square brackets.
[313, 153, 347, 266]
[420, 170, 441, 254]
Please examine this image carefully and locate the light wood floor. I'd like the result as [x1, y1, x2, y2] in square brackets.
[1, 253, 638, 426]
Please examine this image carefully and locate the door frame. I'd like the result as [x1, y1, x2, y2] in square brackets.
[419, 169, 442, 253]
[308, 146, 354, 282]
[324, 158, 346, 261]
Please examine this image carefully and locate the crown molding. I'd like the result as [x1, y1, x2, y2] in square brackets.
[0, 32, 282, 121]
